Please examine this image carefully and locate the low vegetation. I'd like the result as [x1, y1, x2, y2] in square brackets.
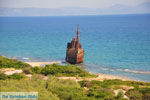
[40, 64, 97, 77]
[23, 64, 97, 77]
[0, 55, 150, 100]
[0, 56, 31, 68]
[79, 80, 150, 100]
[0, 72, 26, 80]
[0, 75, 59, 100]
[79, 79, 150, 89]
[1, 74, 150, 100]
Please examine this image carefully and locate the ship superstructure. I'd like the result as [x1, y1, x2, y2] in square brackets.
[66, 25, 84, 64]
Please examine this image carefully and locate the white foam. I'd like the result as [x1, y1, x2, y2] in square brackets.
[22, 57, 29, 60]
[100, 67, 150, 75]
[123, 69, 150, 74]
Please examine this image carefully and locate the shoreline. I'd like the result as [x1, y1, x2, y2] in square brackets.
[96, 73, 134, 81]
[25, 61, 135, 81]
[0, 54, 148, 82]
[25, 61, 62, 67]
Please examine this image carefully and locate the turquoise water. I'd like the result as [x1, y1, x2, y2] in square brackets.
[0, 14, 150, 81]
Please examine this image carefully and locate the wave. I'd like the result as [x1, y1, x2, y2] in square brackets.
[100, 67, 150, 75]
[22, 57, 30, 60]
[123, 69, 150, 74]
[81, 64, 150, 75]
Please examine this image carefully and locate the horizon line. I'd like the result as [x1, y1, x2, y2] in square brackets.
[0, 13, 150, 17]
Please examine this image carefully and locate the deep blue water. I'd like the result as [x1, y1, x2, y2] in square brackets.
[0, 14, 150, 81]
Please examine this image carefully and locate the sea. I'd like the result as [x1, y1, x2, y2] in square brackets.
[0, 14, 150, 81]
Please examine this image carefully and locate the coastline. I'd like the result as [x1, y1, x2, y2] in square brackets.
[25, 61, 134, 81]
[1, 58, 149, 100]
[25, 61, 62, 67]
[57, 73, 134, 82]
[0, 55, 146, 82]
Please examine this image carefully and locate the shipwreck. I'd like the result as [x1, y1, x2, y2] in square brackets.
[66, 25, 84, 64]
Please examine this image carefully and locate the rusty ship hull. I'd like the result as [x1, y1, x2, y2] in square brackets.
[66, 48, 84, 64]
[66, 25, 84, 64]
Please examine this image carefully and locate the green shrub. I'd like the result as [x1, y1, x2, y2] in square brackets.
[79, 80, 150, 100]
[0, 74, 150, 100]
[0, 75, 59, 100]
[116, 98, 128, 100]
[0, 72, 7, 80]
[116, 90, 124, 99]
[143, 92, 150, 100]
[31, 66, 43, 74]
[126, 90, 143, 100]
[87, 87, 115, 100]
[23, 67, 32, 74]
[125, 87, 150, 100]
[82, 79, 150, 89]
[0, 56, 31, 68]
[0, 72, 26, 80]
[0, 75, 90, 100]
[139, 88, 150, 100]
[41, 64, 95, 77]
[78, 80, 89, 87]
[45, 75, 88, 100]
[7, 73, 26, 80]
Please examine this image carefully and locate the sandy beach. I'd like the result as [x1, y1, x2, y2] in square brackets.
[96, 73, 133, 81]
[25, 61, 133, 81]
[25, 61, 62, 67]
[0, 61, 134, 81]
[57, 73, 133, 82]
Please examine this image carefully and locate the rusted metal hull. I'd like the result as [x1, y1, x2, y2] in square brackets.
[65, 25, 84, 64]
[66, 48, 84, 64]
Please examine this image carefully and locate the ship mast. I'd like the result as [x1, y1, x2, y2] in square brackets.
[66, 24, 84, 64]
[75, 24, 80, 49]
[76, 24, 79, 43]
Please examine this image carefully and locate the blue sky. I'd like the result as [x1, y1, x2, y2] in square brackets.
[0, 0, 150, 8]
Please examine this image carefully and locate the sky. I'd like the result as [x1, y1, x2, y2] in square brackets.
[0, 0, 150, 8]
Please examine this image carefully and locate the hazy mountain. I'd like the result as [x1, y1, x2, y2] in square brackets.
[0, 2, 150, 16]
